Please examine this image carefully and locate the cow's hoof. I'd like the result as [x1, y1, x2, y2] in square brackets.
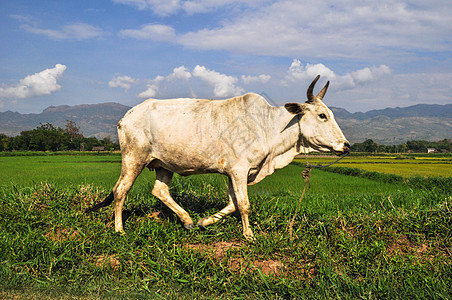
[184, 223, 195, 230]
[245, 235, 255, 242]
[244, 231, 255, 241]
[197, 218, 207, 229]
[115, 229, 126, 236]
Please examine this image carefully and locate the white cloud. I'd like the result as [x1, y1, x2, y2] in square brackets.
[284, 59, 391, 90]
[285, 59, 336, 82]
[137, 67, 191, 98]
[137, 75, 164, 98]
[351, 65, 392, 84]
[113, 0, 181, 16]
[182, 0, 225, 14]
[168, 66, 192, 80]
[10, 14, 36, 24]
[192, 65, 244, 98]
[241, 74, 271, 84]
[131, 60, 391, 101]
[21, 22, 104, 40]
[176, 1, 452, 60]
[119, 24, 176, 41]
[113, 0, 261, 16]
[109, 76, 137, 90]
[134, 65, 245, 99]
[182, 0, 264, 15]
[0, 64, 67, 99]
[116, 1, 451, 66]
[137, 84, 159, 98]
[114, 67, 190, 98]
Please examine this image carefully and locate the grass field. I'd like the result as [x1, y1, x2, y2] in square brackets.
[1, 152, 451, 299]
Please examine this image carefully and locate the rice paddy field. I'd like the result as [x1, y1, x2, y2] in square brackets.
[295, 155, 452, 177]
[0, 152, 451, 299]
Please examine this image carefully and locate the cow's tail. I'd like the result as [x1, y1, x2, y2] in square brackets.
[85, 192, 114, 213]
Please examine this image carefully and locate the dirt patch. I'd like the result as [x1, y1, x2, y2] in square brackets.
[45, 228, 79, 242]
[340, 226, 357, 238]
[183, 241, 284, 276]
[93, 255, 121, 272]
[385, 233, 442, 264]
[387, 234, 422, 255]
[137, 211, 162, 223]
[72, 184, 106, 211]
[185, 241, 242, 260]
[228, 258, 284, 276]
[27, 182, 55, 211]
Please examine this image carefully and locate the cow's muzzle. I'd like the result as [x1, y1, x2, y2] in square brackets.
[344, 142, 351, 152]
[335, 142, 351, 156]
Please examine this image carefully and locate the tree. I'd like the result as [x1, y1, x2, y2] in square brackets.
[12, 133, 30, 150]
[65, 120, 82, 138]
[363, 139, 378, 152]
[436, 139, 452, 152]
[21, 123, 64, 151]
[406, 140, 429, 152]
[351, 139, 378, 153]
[64, 120, 83, 150]
[0, 134, 11, 151]
[399, 143, 407, 153]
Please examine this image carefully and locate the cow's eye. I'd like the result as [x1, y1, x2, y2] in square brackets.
[319, 113, 327, 120]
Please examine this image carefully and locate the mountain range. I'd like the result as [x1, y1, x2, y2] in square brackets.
[0, 103, 129, 140]
[1, 102, 451, 144]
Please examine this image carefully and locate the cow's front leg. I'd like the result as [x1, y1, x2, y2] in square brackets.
[229, 173, 254, 240]
[152, 168, 194, 230]
[197, 178, 236, 228]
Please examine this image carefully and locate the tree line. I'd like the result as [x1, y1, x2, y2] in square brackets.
[351, 138, 451, 153]
[0, 121, 120, 152]
[1, 122, 450, 153]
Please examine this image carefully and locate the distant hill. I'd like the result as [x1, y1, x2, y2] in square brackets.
[0, 102, 130, 139]
[331, 104, 452, 120]
[330, 104, 452, 144]
[0, 102, 451, 144]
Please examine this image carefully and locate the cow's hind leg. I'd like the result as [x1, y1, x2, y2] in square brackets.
[112, 158, 147, 233]
[152, 168, 194, 230]
[197, 178, 236, 228]
[86, 158, 145, 233]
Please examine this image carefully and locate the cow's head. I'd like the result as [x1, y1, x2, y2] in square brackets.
[284, 75, 350, 155]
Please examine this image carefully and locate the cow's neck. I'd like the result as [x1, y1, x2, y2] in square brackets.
[269, 107, 309, 163]
[246, 106, 309, 185]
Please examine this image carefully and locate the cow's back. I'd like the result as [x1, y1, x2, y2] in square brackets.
[117, 93, 273, 175]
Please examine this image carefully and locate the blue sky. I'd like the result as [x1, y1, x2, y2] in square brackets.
[0, 0, 451, 114]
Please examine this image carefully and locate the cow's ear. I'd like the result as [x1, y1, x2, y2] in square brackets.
[284, 103, 304, 115]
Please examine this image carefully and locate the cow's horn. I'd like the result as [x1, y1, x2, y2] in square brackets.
[316, 81, 329, 100]
[307, 75, 320, 102]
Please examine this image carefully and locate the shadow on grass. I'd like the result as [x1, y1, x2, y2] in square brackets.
[121, 191, 233, 228]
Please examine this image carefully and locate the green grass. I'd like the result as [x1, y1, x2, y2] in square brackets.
[1, 153, 451, 299]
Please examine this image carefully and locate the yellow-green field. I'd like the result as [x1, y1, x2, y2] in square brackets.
[295, 154, 452, 177]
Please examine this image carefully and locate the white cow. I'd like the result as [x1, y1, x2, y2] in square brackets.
[86, 75, 350, 239]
